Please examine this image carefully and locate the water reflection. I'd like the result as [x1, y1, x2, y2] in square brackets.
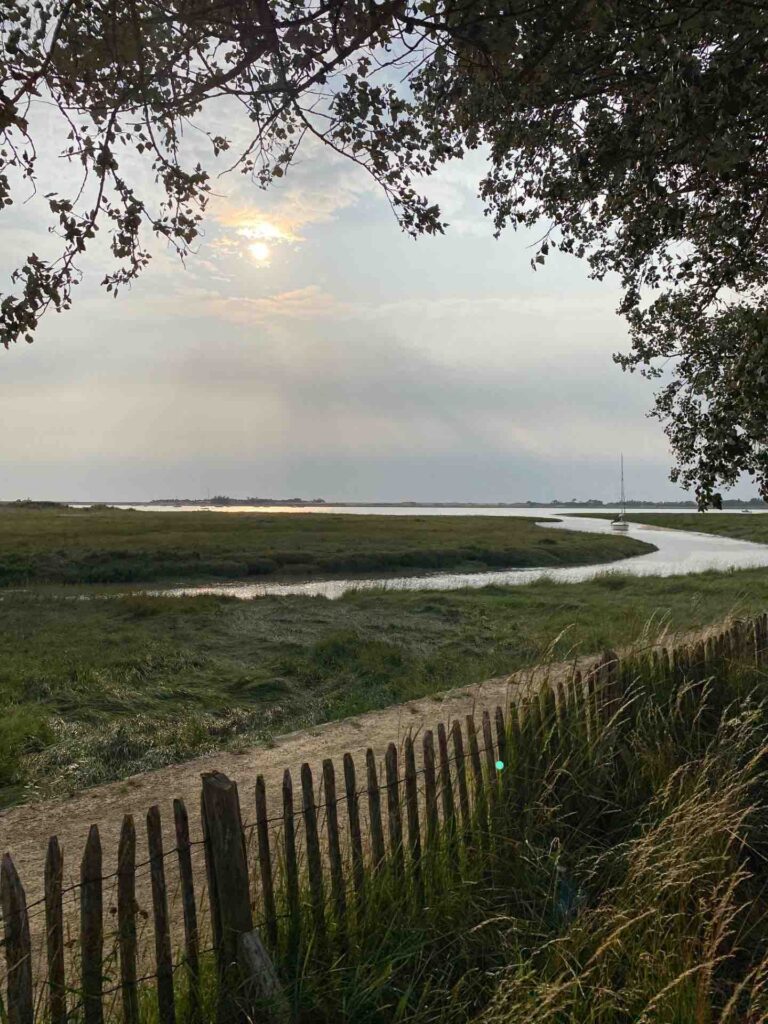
[151, 516, 768, 601]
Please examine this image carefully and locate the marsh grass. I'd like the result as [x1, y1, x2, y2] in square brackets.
[0, 506, 651, 586]
[5, 569, 768, 805]
[99, 634, 768, 1024]
[579, 511, 768, 546]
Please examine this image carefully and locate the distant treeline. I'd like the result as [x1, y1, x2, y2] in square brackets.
[2, 496, 767, 509]
[151, 495, 327, 505]
[145, 496, 768, 508]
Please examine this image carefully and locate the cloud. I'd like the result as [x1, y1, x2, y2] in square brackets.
[185, 282, 623, 352]
[209, 285, 350, 323]
[200, 151, 378, 273]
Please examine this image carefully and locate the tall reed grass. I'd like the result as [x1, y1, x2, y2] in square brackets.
[128, 634, 768, 1022]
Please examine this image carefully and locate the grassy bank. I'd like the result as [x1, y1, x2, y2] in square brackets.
[275, 641, 768, 1022]
[3, 566, 768, 805]
[580, 510, 768, 544]
[64, 628, 768, 1023]
[0, 506, 653, 586]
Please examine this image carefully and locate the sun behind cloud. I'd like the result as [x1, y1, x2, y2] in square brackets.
[248, 240, 271, 265]
[237, 219, 299, 244]
[209, 207, 302, 268]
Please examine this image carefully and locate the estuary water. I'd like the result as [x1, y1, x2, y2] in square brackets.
[132, 510, 768, 601]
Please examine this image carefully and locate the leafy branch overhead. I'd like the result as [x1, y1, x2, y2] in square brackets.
[1, 0, 767, 505]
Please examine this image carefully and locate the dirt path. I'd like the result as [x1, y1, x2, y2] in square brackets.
[0, 669, 529, 895]
[0, 619, 729, 975]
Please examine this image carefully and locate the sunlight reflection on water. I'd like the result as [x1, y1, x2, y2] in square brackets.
[147, 515, 768, 601]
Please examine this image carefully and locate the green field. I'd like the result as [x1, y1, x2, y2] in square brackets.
[0, 504, 651, 586]
[3, 565, 768, 806]
[581, 511, 768, 543]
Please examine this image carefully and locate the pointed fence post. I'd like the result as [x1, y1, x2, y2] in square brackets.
[282, 769, 301, 962]
[174, 798, 201, 1024]
[147, 805, 176, 1024]
[343, 753, 365, 915]
[422, 730, 439, 851]
[481, 710, 496, 805]
[437, 723, 456, 835]
[466, 715, 489, 857]
[1, 853, 33, 1024]
[494, 706, 507, 806]
[404, 735, 423, 901]
[366, 748, 386, 874]
[451, 720, 470, 839]
[254, 776, 278, 948]
[45, 836, 67, 1024]
[117, 815, 139, 1024]
[81, 824, 104, 1024]
[301, 763, 326, 951]
[322, 758, 347, 944]
[384, 743, 405, 880]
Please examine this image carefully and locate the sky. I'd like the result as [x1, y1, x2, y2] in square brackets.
[0, 102, 739, 504]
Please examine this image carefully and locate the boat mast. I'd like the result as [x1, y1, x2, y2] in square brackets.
[620, 453, 626, 517]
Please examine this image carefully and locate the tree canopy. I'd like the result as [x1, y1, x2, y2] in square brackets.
[2, 0, 767, 506]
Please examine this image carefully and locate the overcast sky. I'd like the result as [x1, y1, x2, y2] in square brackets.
[0, 108, 740, 503]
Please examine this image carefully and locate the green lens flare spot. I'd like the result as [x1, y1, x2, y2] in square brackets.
[495, 760, 504, 771]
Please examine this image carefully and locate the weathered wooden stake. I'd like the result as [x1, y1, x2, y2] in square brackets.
[481, 710, 496, 791]
[437, 723, 456, 835]
[451, 720, 470, 838]
[174, 798, 201, 1024]
[423, 730, 439, 851]
[322, 758, 347, 942]
[44, 836, 66, 1024]
[1, 853, 33, 1024]
[81, 824, 104, 1024]
[385, 743, 405, 880]
[201, 772, 253, 1022]
[255, 776, 278, 947]
[300, 763, 326, 948]
[404, 735, 423, 900]
[366, 748, 386, 874]
[466, 715, 489, 856]
[117, 815, 139, 1024]
[343, 753, 365, 914]
[147, 805, 176, 1024]
[494, 706, 507, 795]
[200, 788, 223, 959]
[282, 770, 301, 959]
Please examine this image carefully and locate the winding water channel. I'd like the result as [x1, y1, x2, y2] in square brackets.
[142, 510, 768, 601]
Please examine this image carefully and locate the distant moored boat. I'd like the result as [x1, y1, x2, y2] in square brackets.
[612, 454, 630, 532]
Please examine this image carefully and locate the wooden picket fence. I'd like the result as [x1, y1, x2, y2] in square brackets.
[2, 612, 768, 1024]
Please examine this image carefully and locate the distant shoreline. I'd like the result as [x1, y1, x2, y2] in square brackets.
[68, 499, 766, 510]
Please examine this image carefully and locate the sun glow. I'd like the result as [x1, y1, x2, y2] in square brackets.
[248, 241, 271, 264]
[212, 205, 303, 266]
[238, 220, 296, 243]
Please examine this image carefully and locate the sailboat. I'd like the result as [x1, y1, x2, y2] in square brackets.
[611, 454, 630, 532]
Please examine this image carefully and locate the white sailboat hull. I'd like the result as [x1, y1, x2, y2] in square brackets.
[611, 521, 629, 532]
